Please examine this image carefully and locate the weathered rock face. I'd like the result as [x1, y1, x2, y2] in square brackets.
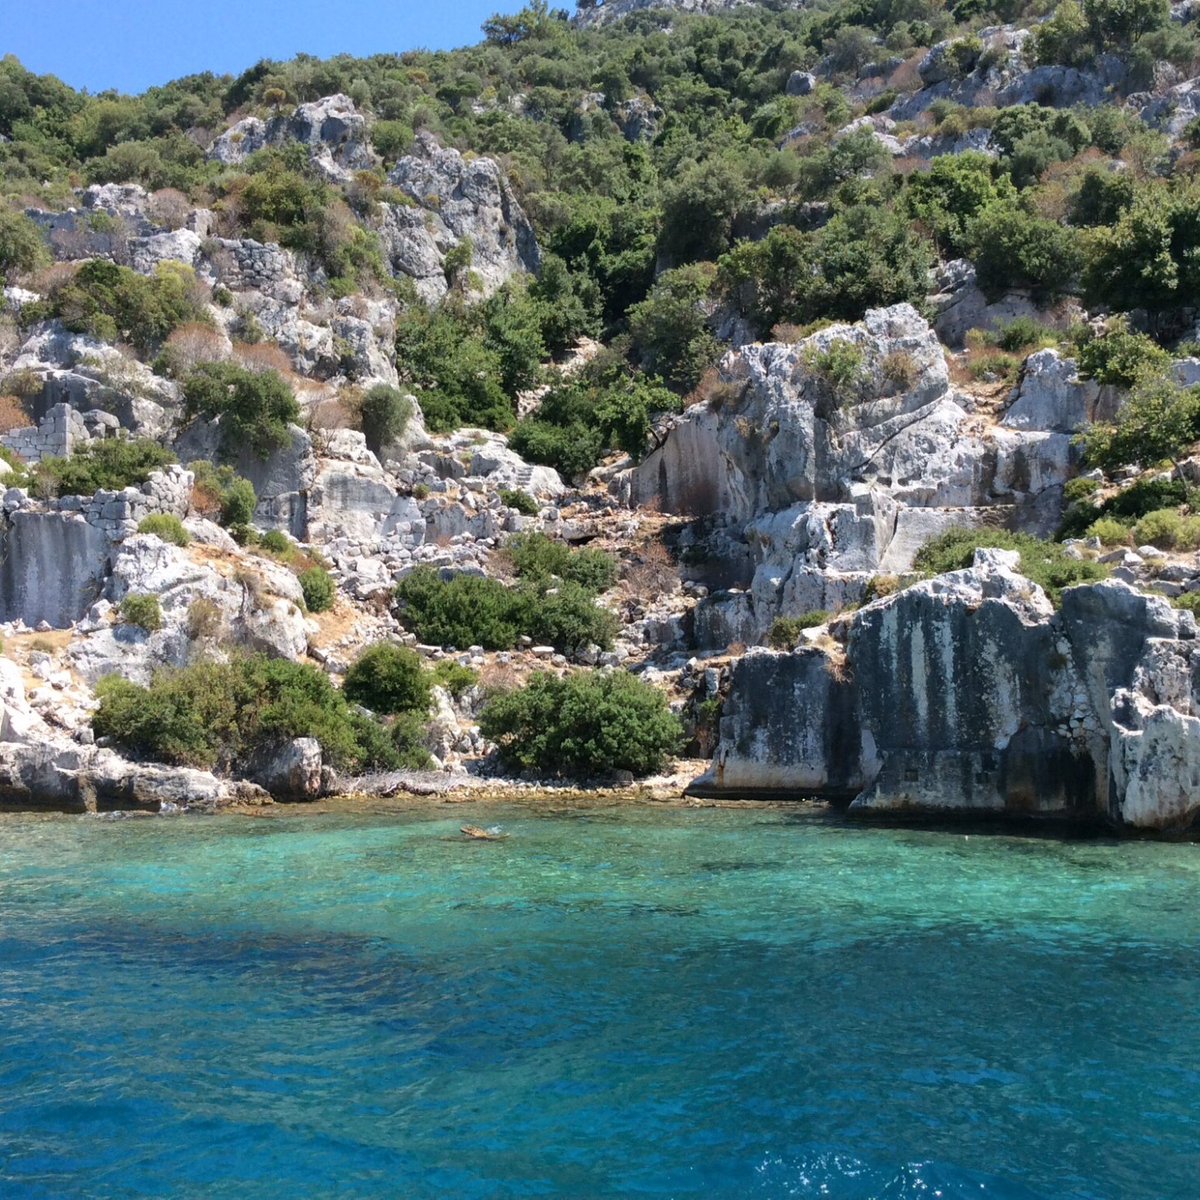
[0, 467, 192, 629]
[692, 551, 1200, 833]
[208, 95, 375, 183]
[929, 259, 1083, 349]
[618, 305, 1081, 645]
[383, 133, 541, 299]
[889, 25, 1126, 121]
[245, 737, 324, 801]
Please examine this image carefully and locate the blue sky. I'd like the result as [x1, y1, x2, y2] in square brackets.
[5, 1, 531, 94]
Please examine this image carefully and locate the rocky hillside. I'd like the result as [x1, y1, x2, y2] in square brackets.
[4, 1, 1200, 832]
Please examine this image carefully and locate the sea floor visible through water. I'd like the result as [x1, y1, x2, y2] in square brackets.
[0, 799, 1196, 1199]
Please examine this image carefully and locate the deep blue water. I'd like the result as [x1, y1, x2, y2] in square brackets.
[0, 804, 1196, 1199]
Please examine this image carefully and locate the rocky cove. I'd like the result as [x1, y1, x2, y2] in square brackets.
[7, 4, 1200, 838]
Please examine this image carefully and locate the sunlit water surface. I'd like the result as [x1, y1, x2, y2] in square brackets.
[0, 804, 1196, 1199]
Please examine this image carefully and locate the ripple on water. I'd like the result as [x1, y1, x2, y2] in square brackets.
[0, 805, 1197, 1199]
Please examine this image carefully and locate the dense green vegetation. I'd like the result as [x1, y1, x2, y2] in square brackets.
[394, 564, 618, 654]
[181, 362, 301, 459]
[914, 528, 1108, 605]
[93, 655, 410, 773]
[23, 259, 209, 354]
[137, 513, 190, 546]
[479, 669, 682, 778]
[32, 437, 176, 498]
[343, 642, 432, 715]
[2, 0, 1196, 462]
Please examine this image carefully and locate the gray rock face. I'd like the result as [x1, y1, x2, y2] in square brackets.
[785, 71, 817, 97]
[0, 467, 192, 629]
[208, 95, 375, 183]
[246, 737, 324, 801]
[929, 259, 1081, 349]
[890, 25, 1126, 121]
[618, 305, 1079, 644]
[613, 97, 665, 142]
[384, 133, 541, 299]
[693, 552, 1200, 833]
[1001, 350, 1119, 434]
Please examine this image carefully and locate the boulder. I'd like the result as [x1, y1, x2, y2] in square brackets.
[246, 738, 324, 801]
[785, 71, 817, 96]
[208, 95, 375, 183]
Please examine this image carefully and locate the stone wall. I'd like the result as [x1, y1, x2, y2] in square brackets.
[0, 466, 192, 628]
[0, 403, 121, 465]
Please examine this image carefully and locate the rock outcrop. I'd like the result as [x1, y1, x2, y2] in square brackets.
[207, 94, 376, 183]
[382, 133, 541, 300]
[692, 550, 1200, 833]
[618, 305, 1080, 645]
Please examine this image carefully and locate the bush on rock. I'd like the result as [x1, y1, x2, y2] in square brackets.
[479, 670, 682, 779]
[343, 643, 432, 715]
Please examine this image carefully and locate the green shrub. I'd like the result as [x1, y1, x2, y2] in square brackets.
[37, 259, 207, 354]
[33, 439, 177, 499]
[432, 659, 479, 699]
[182, 362, 301, 459]
[1085, 517, 1131, 546]
[1063, 476, 1102, 503]
[993, 318, 1058, 353]
[190, 460, 258, 527]
[120, 593, 162, 632]
[804, 340, 865, 404]
[479, 670, 682, 779]
[259, 529, 292, 555]
[1173, 591, 1200, 614]
[394, 566, 617, 653]
[1075, 321, 1171, 387]
[768, 612, 830, 648]
[969, 203, 1083, 300]
[1101, 477, 1189, 519]
[137, 513, 190, 547]
[298, 566, 336, 613]
[504, 532, 618, 592]
[627, 262, 720, 392]
[359, 384, 412, 456]
[1131, 508, 1200, 550]
[499, 487, 538, 515]
[343, 642, 432, 715]
[913, 528, 1108, 605]
[902, 152, 1015, 259]
[0, 209, 50, 281]
[93, 655, 396, 773]
[1080, 372, 1200, 472]
[389, 711, 434, 770]
[395, 569, 523, 650]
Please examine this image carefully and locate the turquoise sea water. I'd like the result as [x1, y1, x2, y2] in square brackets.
[0, 803, 1197, 1200]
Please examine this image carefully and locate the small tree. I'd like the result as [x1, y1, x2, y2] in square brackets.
[343, 643, 432, 715]
[0, 210, 50, 281]
[359, 384, 412, 456]
[183, 362, 301, 459]
[298, 566, 336, 613]
[121, 593, 163, 632]
[480, 670, 682, 779]
[1080, 371, 1200, 474]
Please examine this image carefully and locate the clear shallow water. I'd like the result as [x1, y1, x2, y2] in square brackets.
[0, 805, 1197, 1200]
